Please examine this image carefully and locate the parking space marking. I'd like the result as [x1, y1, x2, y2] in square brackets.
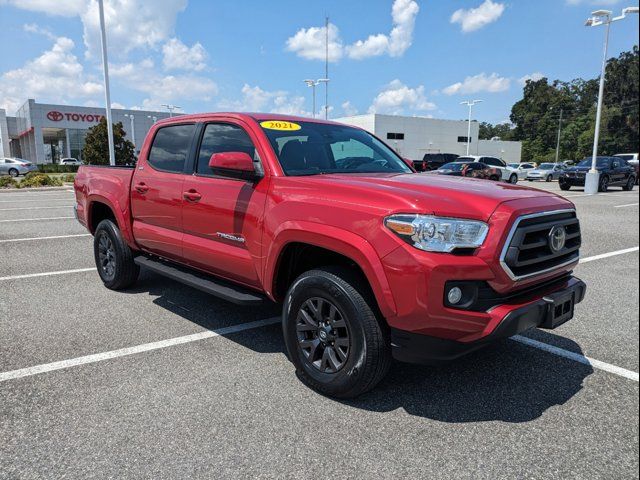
[0, 268, 96, 282]
[579, 246, 639, 264]
[563, 192, 639, 199]
[0, 216, 75, 223]
[0, 205, 74, 211]
[512, 335, 639, 382]
[0, 198, 72, 203]
[0, 317, 280, 383]
[614, 203, 639, 208]
[0, 234, 91, 244]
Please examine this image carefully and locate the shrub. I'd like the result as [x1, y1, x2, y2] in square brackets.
[18, 173, 64, 188]
[0, 176, 18, 188]
[37, 164, 80, 173]
[60, 173, 76, 183]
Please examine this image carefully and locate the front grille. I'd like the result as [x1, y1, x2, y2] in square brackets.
[500, 210, 581, 280]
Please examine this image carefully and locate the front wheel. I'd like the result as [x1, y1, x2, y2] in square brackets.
[8, 168, 19, 177]
[623, 177, 635, 191]
[546, 175, 553, 182]
[93, 219, 139, 290]
[282, 267, 391, 398]
[560, 181, 571, 191]
[509, 174, 518, 184]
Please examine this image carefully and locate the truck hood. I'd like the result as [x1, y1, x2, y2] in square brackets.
[297, 173, 568, 222]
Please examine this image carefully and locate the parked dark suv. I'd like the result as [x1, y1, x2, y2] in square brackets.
[560, 156, 636, 192]
[415, 153, 459, 171]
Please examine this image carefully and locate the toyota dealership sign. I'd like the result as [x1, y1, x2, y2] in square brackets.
[46, 110, 104, 123]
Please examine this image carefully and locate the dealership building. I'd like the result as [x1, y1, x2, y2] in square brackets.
[334, 113, 522, 162]
[0, 99, 171, 164]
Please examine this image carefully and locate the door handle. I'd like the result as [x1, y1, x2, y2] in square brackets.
[183, 189, 202, 202]
[135, 182, 149, 193]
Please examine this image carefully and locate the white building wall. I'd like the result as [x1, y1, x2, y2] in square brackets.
[0, 109, 9, 157]
[334, 113, 521, 162]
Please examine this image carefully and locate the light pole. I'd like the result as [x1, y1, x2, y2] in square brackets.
[124, 113, 135, 148]
[147, 115, 157, 124]
[460, 100, 483, 156]
[161, 104, 181, 117]
[555, 108, 563, 164]
[97, 0, 115, 166]
[304, 79, 329, 118]
[584, 6, 638, 194]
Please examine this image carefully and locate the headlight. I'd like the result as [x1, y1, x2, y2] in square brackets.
[385, 214, 489, 253]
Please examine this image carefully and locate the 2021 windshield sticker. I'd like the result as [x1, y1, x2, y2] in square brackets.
[260, 120, 301, 131]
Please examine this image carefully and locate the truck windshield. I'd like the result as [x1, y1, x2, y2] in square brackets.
[259, 120, 412, 176]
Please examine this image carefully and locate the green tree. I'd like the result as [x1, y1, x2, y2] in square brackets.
[478, 122, 514, 140]
[82, 118, 136, 165]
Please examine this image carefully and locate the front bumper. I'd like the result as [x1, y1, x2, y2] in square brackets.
[390, 276, 586, 365]
[560, 175, 586, 186]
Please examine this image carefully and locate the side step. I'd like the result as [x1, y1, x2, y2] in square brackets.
[134, 256, 266, 306]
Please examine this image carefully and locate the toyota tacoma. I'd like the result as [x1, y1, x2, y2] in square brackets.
[74, 113, 586, 398]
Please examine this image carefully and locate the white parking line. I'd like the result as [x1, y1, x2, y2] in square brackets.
[0, 234, 91, 244]
[564, 192, 639, 199]
[0, 216, 75, 223]
[0, 198, 72, 203]
[614, 203, 639, 208]
[0, 268, 96, 281]
[512, 335, 639, 382]
[579, 247, 639, 264]
[0, 205, 74, 211]
[0, 317, 280, 382]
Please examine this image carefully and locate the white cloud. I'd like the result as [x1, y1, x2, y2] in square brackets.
[566, 0, 620, 4]
[368, 79, 436, 114]
[450, 0, 505, 33]
[518, 72, 545, 85]
[81, 0, 188, 58]
[347, 0, 419, 59]
[0, 0, 85, 17]
[442, 72, 511, 95]
[219, 84, 311, 117]
[285, 23, 343, 62]
[341, 101, 358, 116]
[162, 38, 207, 71]
[287, 0, 418, 62]
[23, 23, 57, 40]
[0, 36, 102, 112]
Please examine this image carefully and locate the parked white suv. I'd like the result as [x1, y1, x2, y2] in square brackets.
[60, 158, 82, 166]
[458, 156, 519, 183]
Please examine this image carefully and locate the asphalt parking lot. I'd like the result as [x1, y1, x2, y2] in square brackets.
[1, 181, 638, 479]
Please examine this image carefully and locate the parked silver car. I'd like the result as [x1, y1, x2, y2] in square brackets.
[526, 163, 566, 182]
[0, 158, 38, 177]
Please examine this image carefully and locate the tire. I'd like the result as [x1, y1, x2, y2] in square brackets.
[598, 175, 609, 193]
[546, 175, 553, 182]
[8, 168, 19, 177]
[509, 174, 518, 184]
[560, 182, 571, 191]
[623, 176, 635, 191]
[489, 175, 500, 182]
[282, 266, 391, 399]
[93, 219, 139, 290]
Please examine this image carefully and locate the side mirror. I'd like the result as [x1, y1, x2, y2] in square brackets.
[209, 152, 262, 180]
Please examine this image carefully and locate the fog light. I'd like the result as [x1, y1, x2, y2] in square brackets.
[447, 287, 463, 305]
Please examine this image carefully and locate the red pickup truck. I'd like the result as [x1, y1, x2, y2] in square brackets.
[74, 113, 585, 398]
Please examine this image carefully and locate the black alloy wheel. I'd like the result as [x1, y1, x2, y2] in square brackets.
[296, 297, 350, 374]
[97, 231, 116, 282]
[599, 175, 609, 192]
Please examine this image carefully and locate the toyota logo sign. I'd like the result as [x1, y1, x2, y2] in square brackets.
[47, 111, 64, 122]
[548, 225, 567, 253]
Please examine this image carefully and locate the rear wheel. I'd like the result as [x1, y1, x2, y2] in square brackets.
[282, 267, 391, 398]
[598, 175, 609, 193]
[489, 175, 500, 181]
[93, 219, 139, 290]
[623, 176, 635, 191]
[8, 168, 19, 177]
[546, 175, 553, 182]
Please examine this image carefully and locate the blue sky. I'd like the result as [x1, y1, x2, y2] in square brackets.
[0, 0, 638, 124]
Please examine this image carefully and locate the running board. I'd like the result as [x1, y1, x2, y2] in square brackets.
[134, 256, 266, 306]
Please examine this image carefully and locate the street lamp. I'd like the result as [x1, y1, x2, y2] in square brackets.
[584, 6, 638, 194]
[147, 115, 157, 124]
[304, 78, 329, 118]
[460, 100, 483, 155]
[97, 0, 115, 166]
[124, 114, 135, 148]
[160, 104, 181, 117]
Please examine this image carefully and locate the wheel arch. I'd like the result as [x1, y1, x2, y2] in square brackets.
[87, 195, 136, 247]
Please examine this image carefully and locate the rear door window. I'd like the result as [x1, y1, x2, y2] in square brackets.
[148, 124, 196, 173]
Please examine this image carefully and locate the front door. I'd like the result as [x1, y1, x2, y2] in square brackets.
[181, 121, 269, 288]
[131, 123, 196, 261]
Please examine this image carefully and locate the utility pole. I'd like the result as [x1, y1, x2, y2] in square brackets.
[304, 79, 329, 118]
[98, 0, 115, 166]
[325, 16, 329, 119]
[161, 104, 181, 117]
[460, 100, 483, 156]
[555, 108, 563, 164]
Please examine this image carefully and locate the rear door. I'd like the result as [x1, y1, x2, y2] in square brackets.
[131, 123, 196, 261]
[181, 120, 269, 288]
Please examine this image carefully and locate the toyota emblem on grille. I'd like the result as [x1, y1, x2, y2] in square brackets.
[47, 111, 64, 122]
[548, 225, 567, 253]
